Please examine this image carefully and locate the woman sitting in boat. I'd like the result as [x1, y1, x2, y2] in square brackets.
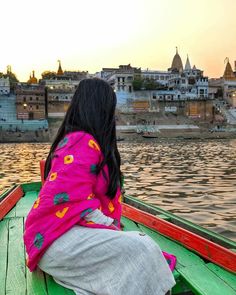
[23, 78, 175, 295]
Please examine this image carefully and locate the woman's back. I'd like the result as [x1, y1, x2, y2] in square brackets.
[24, 131, 122, 271]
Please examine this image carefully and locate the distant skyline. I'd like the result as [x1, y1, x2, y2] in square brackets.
[1, 0, 236, 81]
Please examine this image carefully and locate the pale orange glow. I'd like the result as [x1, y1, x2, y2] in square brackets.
[1, 0, 236, 81]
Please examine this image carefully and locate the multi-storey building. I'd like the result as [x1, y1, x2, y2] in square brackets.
[96, 64, 141, 93]
[40, 61, 88, 117]
[15, 84, 46, 120]
[0, 76, 10, 95]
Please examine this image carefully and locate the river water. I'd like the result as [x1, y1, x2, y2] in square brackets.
[0, 140, 236, 241]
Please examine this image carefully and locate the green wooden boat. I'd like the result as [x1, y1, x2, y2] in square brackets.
[0, 181, 236, 295]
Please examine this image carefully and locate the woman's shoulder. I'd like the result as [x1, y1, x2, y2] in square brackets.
[57, 131, 101, 153]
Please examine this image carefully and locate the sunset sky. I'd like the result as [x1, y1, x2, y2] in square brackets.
[1, 0, 236, 81]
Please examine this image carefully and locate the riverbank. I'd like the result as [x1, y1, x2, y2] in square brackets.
[1, 126, 236, 143]
[1, 116, 236, 143]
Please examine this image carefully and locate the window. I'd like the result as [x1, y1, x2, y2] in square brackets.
[36, 105, 39, 110]
[30, 97, 32, 101]
[36, 97, 39, 101]
[153, 95, 156, 99]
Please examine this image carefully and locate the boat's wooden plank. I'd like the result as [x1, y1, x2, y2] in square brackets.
[124, 195, 236, 249]
[45, 273, 75, 295]
[207, 263, 236, 291]
[123, 203, 236, 272]
[0, 186, 24, 220]
[0, 186, 17, 202]
[21, 182, 41, 193]
[6, 217, 26, 295]
[121, 216, 140, 231]
[0, 219, 9, 295]
[138, 224, 203, 268]
[26, 267, 48, 295]
[4, 207, 16, 218]
[15, 191, 39, 217]
[178, 264, 236, 295]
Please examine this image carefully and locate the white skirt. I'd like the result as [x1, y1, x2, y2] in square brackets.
[38, 225, 175, 295]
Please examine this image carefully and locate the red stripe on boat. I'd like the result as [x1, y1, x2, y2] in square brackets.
[122, 203, 236, 273]
[0, 186, 24, 220]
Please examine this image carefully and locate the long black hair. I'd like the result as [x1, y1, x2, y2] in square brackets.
[44, 78, 121, 199]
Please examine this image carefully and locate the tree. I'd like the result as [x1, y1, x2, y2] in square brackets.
[132, 77, 166, 91]
[132, 78, 143, 90]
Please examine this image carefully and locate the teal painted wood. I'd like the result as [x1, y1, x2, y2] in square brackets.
[45, 274, 75, 295]
[207, 263, 236, 291]
[26, 267, 48, 295]
[21, 182, 41, 193]
[0, 219, 9, 295]
[121, 216, 140, 231]
[5, 218, 26, 295]
[138, 224, 204, 268]
[139, 225, 236, 295]
[15, 191, 38, 217]
[178, 264, 236, 295]
[4, 206, 16, 218]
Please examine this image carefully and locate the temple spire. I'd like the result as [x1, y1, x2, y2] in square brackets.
[223, 58, 235, 80]
[184, 55, 191, 71]
[57, 60, 64, 75]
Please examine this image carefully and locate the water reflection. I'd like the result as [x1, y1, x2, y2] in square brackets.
[0, 139, 236, 241]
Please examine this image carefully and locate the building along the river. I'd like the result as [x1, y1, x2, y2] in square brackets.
[0, 76, 10, 95]
[98, 49, 212, 123]
[41, 61, 87, 118]
[15, 77, 46, 120]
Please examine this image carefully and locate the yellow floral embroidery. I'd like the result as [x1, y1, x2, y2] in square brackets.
[64, 155, 74, 164]
[118, 194, 122, 204]
[88, 139, 100, 151]
[33, 197, 40, 209]
[55, 207, 69, 218]
[99, 205, 102, 211]
[49, 172, 57, 181]
[87, 193, 95, 200]
[108, 201, 115, 213]
[86, 221, 95, 224]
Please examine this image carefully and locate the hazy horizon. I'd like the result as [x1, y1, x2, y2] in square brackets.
[1, 0, 236, 82]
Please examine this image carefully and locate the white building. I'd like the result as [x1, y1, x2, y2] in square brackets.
[97, 64, 141, 93]
[142, 50, 209, 100]
[0, 76, 10, 95]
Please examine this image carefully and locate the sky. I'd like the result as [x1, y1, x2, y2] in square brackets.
[1, 0, 236, 81]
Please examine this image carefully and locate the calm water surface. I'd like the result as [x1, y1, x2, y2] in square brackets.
[0, 140, 236, 241]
